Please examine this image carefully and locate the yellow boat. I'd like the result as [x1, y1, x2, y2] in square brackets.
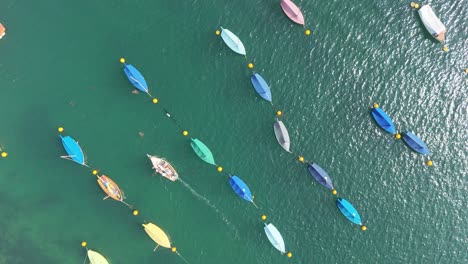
[143, 222, 171, 250]
[87, 249, 109, 264]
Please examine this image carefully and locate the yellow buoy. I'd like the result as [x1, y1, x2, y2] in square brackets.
[58, 127, 64, 133]
[332, 189, 337, 195]
[426, 160, 433, 166]
[120, 58, 125, 64]
[276, 110, 282, 116]
[1, 152, 8, 158]
[217, 166, 223, 172]
[248, 63, 254, 69]
[410, 2, 415, 7]
[287, 252, 293, 258]
[395, 133, 401, 139]
[464, 68, 468, 73]
[373, 103, 379, 108]
[81, 241, 87, 247]
[133, 210, 139, 216]
[152, 98, 158, 104]
[442, 46, 449, 52]
[182, 130, 188, 136]
[215, 30, 221, 36]
[305, 29, 311, 35]
[92, 170, 98, 175]
[171, 247, 177, 253]
[414, 3, 420, 9]
[361, 225, 367, 231]
[298, 156, 304, 162]
[261, 215, 267, 221]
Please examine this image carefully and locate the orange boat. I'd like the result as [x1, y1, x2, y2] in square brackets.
[0, 23, 5, 39]
[96, 174, 132, 207]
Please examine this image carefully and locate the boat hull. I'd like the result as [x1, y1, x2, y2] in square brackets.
[60, 135, 85, 165]
[336, 198, 362, 225]
[0, 23, 5, 39]
[123, 64, 149, 93]
[190, 138, 216, 165]
[250, 73, 272, 102]
[273, 120, 291, 152]
[220, 27, 246, 55]
[264, 223, 286, 253]
[402, 131, 430, 155]
[143, 223, 171, 249]
[87, 250, 110, 264]
[307, 163, 334, 190]
[418, 5, 446, 43]
[280, 0, 305, 25]
[147, 154, 179, 181]
[371, 107, 396, 134]
[97, 175, 123, 201]
[228, 176, 253, 202]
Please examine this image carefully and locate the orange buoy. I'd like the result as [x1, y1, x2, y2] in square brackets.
[0, 23, 6, 39]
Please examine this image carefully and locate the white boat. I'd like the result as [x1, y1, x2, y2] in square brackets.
[147, 154, 179, 181]
[264, 223, 286, 254]
[220, 27, 246, 55]
[87, 249, 109, 264]
[418, 5, 446, 43]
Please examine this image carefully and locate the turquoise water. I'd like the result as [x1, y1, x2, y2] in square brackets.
[0, 0, 467, 263]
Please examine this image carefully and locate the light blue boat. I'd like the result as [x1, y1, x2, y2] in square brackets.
[122, 63, 151, 97]
[220, 27, 246, 55]
[402, 131, 430, 155]
[307, 163, 334, 190]
[336, 198, 362, 225]
[371, 107, 396, 134]
[250, 73, 272, 102]
[228, 176, 256, 207]
[60, 135, 86, 166]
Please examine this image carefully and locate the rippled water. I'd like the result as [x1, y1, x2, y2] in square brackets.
[0, 0, 466, 263]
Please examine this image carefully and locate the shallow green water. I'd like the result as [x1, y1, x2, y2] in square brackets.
[0, 0, 467, 263]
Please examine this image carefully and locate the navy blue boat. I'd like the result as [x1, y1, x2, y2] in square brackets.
[402, 131, 430, 155]
[371, 107, 396, 134]
[307, 163, 334, 190]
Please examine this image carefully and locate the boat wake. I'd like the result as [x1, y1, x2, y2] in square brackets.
[178, 178, 239, 238]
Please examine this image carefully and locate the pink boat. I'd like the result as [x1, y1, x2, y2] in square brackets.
[280, 0, 305, 25]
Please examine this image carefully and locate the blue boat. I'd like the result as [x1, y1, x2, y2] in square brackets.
[250, 73, 272, 102]
[336, 198, 362, 225]
[228, 176, 256, 207]
[402, 131, 430, 155]
[122, 63, 151, 97]
[371, 107, 396, 134]
[307, 163, 334, 190]
[60, 135, 86, 166]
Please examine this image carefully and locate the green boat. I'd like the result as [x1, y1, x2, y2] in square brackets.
[190, 138, 216, 165]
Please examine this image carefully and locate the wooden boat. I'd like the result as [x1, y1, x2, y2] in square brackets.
[264, 223, 286, 254]
[146, 154, 179, 181]
[336, 198, 362, 225]
[96, 175, 132, 208]
[220, 27, 246, 55]
[122, 62, 151, 96]
[371, 107, 396, 134]
[190, 138, 216, 165]
[280, 0, 305, 25]
[87, 249, 109, 264]
[0, 23, 5, 39]
[402, 131, 430, 155]
[143, 222, 172, 250]
[250, 73, 272, 102]
[228, 176, 256, 206]
[273, 120, 291, 152]
[60, 135, 86, 166]
[418, 5, 446, 43]
[307, 163, 334, 190]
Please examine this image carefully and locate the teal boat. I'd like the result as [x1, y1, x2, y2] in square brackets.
[190, 138, 216, 165]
